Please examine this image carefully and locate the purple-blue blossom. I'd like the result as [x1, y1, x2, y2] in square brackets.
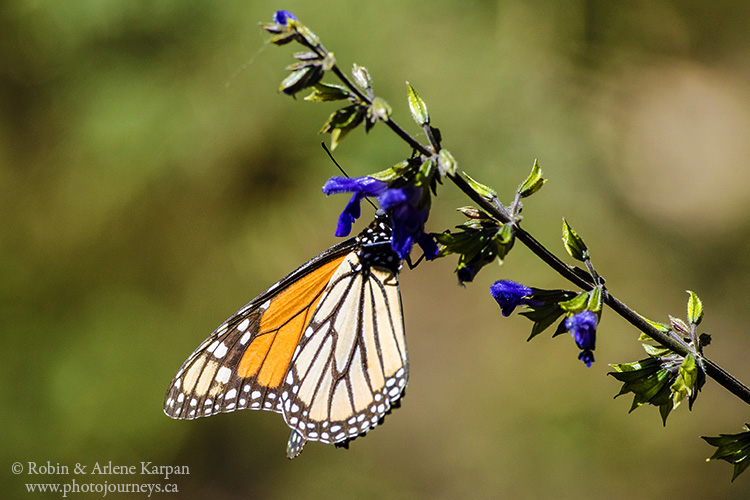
[565, 310, 597, 367]
[489, 280, 534, 316]
[322, 176, 437, 260]
[323, 177, 388, 237]
[273, 10, 297, 25]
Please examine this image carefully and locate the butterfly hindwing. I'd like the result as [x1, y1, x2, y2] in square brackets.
[281, 252, 407, 451]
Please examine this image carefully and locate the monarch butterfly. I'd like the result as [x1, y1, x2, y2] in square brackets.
[163, 213, 408, 458]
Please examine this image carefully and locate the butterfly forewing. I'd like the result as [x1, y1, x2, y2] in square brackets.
[164, 240, 353, 420]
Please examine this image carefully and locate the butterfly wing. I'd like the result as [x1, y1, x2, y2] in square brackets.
[163, 238, 355, 420]
[282, 250, 408, 457]
[164, 216, 408, 458]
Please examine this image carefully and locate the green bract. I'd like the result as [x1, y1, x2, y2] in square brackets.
[609, 356, 678, 424]
[279, 66, 325, 96]
[463, 172, 497, 201]
[559, 292, 589, 314]
[435, 209, 515, 283]
[687, 290, 704, 325]
[562, 218, 589, 262]
[671, 353, 699, 408]
[521, 304, 567, 341]
[319, 105, 367, 150]
[609, 344, 705, 425]
[518, 159, 546, 198]
[702, 425, 750, 481]
[304, 83, 351, 102]
[407, 82, 430, 126]
[369, 97, 392, 125]
[438, 149, 457, 177]
[587, 286, 603, 313]
[369, 160, 412, 183]
[352, 64, 372, 92]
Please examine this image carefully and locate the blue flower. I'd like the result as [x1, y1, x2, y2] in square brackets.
[490, 280, 534, 316]
[378, 185, 437, 260]
[273, 10, 297, 25]
[457, 265, 477, 284]
[564, 310, 597, 367]
[322, 176, 437, 260]
[323, 176, 388, 237]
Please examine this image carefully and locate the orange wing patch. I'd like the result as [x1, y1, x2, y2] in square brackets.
[238, 254, 347, 387]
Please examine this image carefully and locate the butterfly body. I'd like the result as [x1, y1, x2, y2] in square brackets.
[164, 216, 408, 458]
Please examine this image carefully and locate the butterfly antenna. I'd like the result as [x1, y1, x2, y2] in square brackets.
[321, 142, 378, 211]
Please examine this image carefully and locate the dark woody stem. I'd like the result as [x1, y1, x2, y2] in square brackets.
[300, 29, 750, 407]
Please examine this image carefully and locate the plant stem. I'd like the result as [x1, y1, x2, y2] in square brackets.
[306, 29, 750, 407]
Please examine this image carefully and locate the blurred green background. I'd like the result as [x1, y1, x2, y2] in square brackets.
[3, 0, 750, 498]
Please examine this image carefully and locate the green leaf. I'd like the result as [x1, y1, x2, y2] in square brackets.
[435, 228, 487, 258]
[493, 226, 515, 263]
[609, 358, 675, 418]
[319, 105, 366, 150]
[279, 66, 324, 96]
[702, 425, 750, 481]
[438, 149, 457, 177]
[456, 206, 491, 220]
[559, 292, 589, 314]
[562, 218, 589, 261]
[414, 158, 435, 187]
[642, 343, 672, 358]
[369, 97, 392, 122]
[518, 159, 546, 198]
[669, 315, 690, 336]
[687, 290, 704, 325]
[587, 286, 603, 313]
[520, 305, 566, 341]
[406, 82, 430, 126]
[266, 31, 297, 46]
[463, 172, 497, 201]
[292, 51, 320, 61]
[295, 24, 321, 47]
[671, 353, 699, 409]
[496, 223, 514, 245]
[370, 160, 410, 183]
[352, 64, 372, 91]
[304, 83, 351, 102]
[638, 315, 671, 334]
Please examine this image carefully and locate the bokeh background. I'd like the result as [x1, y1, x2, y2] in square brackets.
[3, 1, 750, 498]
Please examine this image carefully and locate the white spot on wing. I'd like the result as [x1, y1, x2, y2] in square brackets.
[216, 366, 231, 384]
[213, 342, 228, 359]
